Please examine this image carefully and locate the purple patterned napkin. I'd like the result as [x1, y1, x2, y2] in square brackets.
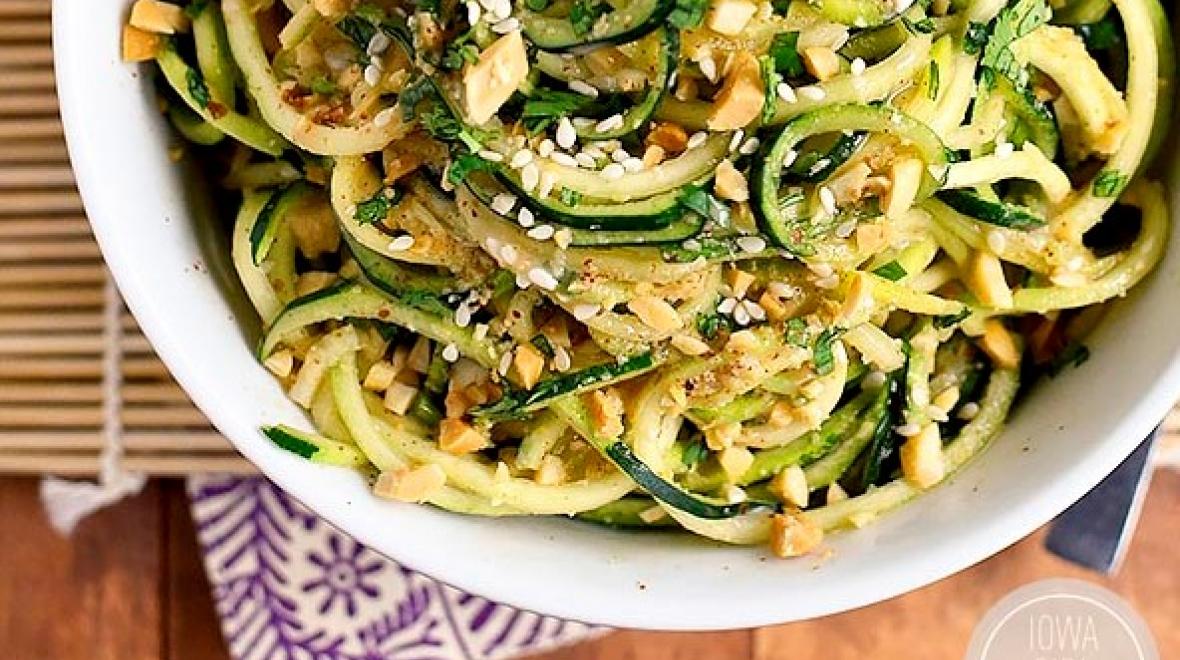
[188, 475, 600, 659]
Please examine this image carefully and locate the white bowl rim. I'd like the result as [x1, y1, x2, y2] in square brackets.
[51, 1, 1180, 630]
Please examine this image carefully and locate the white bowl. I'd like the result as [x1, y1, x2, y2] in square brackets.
[53, 1, 1180, 630]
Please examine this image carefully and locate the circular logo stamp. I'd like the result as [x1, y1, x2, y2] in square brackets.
[966, 578, 1157, 660]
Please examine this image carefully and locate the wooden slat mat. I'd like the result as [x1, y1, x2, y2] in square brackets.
[0, 3, 1174, 476]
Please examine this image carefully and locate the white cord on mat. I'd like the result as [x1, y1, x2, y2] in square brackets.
[40, 277, 146, 534]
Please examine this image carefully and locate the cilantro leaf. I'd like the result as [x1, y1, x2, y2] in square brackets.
[872, 261, 908, 281]
[668, 0, 709, 29]
[696, 313, 732, 340]
[560, 187, 582, 207]
[934, 307, 971, 329]
[963, 21, 988, 55]
[980, 0, 1052, 89]
[186, 69, 211, 109]
[785, 318, 809, 347]
[310, 76, 339, 95]
[522, 89, 594, 133]
[570, 0, 610, 36]
[768, 32, 805, 78]
[812, 328, 841, 375]
[447, 153, 494, 186]
[681, 439, 709, 468]
[355, 191, 395, 225]
[1092, 170, 1129, 198]
[678, 184, 730, 224]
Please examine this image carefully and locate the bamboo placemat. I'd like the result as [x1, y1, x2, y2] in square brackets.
[0, 2, 1175, 477]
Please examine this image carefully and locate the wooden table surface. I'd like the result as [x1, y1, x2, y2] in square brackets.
[1, 471, 1176, 660]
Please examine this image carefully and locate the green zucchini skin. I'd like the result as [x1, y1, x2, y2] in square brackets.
[249, 182, 313, 265]
[342, 231, 457, 297]
[166, 104, 225, 145]
[472, 352, 659, 421]
[786, 131, 868, 183]
[576, 496, 679, 528]
[520, 0, 675, 53]
[484, 172, 686, 230]
[934, 189, 1046, 230]
[573, 28, 678, 141]
[987, 75, 1059, 158]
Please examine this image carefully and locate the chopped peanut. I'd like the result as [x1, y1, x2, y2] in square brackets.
[855, 223, 891, 253]
[705, 421, 741, 450]
[383, 382, 419, 416]
[718, 446, 754, 481]
[438, 418, 488, 455]
[534, 454, 567, 485]
[587, 388, 625, 439]
[122, 25, 163, 62]
[900, 424, 945, 488]
[838, 271, 873, 323]
[444, 386, 471, 419]
[965, 251, 1013, 308]
[363, 360, 398, 391]
[714, 160, 750, 202]
[373, 465, 446, 503]
[511, 344, 546, 390]
[802, 47, 841, 81]
[706, 0, 758, 36]
[724, 329, 759, 353]
[932, 386, 960, 414]
[642, 144, 667, 169]
[826, 482, 849, 505]
[290, 199, 341, 260]
[725, 268, 756, 299]
[129, 0, 190, 35]
[263, 349, 294, 379]
[646, 122, 689, 154]
[884, 157, 924, 219]
[638, 505, 669, 524]
[770, 511, 824, 558]
[770, 465, 809, 508]
[707, 52, 765, 131]
[407, 336, 432, 373]
[313, 0, 352, 18]
[628, 296, 683, 333]
[670, 334, 711, 356]
[978, 319, 1022, 369]
[758, 291, 790, 322]
[463, 31, 529, 124]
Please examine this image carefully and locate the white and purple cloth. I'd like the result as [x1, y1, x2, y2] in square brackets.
[188, 475, 600, 660]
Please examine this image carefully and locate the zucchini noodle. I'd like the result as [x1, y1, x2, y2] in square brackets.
[126, 0, 1171, 559]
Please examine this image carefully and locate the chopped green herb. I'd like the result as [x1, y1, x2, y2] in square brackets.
[354, 191, 394, 225]
[785, 317, 809, 347]
[490, 269, 516, 301]
[570, 0, 610, 36]
[186, 69, 211, 109]
[902, 16, 936, 34]
[768, 31, 805, 78]
[927, 61, 940, 100]
[963, 21, 988, 55]
[531, 334, 556, 358]
[1046, 342, 1090, 377]
[696, 313, 732, 340]
[1092, 170, 1129, 198]
[185, 0, 209, 19]
[872, 261, 908, 281]
[409, 392, 443, 425]
[681, 439, 709, 468]
[336, 16, 378, 53]
[526, 0, 552, 9]
[678, 184, 729, 224]
[309, 76, 339, 95]
[447, 152, 494, 186]
[981, 0, 1051, 89]
[934, 307, 971, 329]
[668, 0, 709, 29]
[522, 89, 594, 133]
[355, 2, 387, 23]
[559, 187, 582, 207]
[441, 42, 479, 70]
[419, 104, 488, 152]
[812, 328, 841, 375]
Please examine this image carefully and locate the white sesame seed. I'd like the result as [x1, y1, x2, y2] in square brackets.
[527, 224, 555, 240]
[611, 148, 630, 163]
[733, 304, 752, 326]
[729, 130, 745, 153]
[699, 56, 718, 82]
[528, 267, 559, 290]
[767, 281, 797, 298]
[819, 186, 838, 215]
[687, 131, 708, 150]
[364, 64, 382, 87]
[389, 235, 415, 251]
[582, 145, 605, 160]
[717, 297, 739, 315]
[513, 207, 534, 229]
[499, 244, 518, 264]
[509, 149, 533, 169]
[572, 303, 601, 321]
[621, 157, 644, 173]
[777, 82, 797, 103]
[520, 163, 540, 192]
[366, 31, 391, 57]
[492, 0, 512, 18]
[373, 106, 396, 127]
[739, 137, 760, 155]
[515, 271, 531, 289]
[995, 141, 1014, 159]
[957, 402, 980, 420]
[554, 229, 573, 248]
[455, 305, 473, 327]
[556, 117, 577, 150]
[1066, 255, 1084, 271]
[478, 149, 505, 163]
[595, 114, 624, 133]
[736, 236, 767, 254]
[724, 485, 747, 504]
[490, 192, 516, 215]
[466, 0, 482, 24]
[568, 80, 599, 98]
[473, 323, 489, 340]
[986, 230, 1007, 254]
[498, 351, 514, 376]
[742, 299, 766, 321]
[575, 152, 597, 168]
[782, 149, 798, 168]
[550, 152, 578, 168]
[895, 422, 921, 437]
[601, 163, 625, 180]
[485, 236, 501, 253]
[553, 345, 572, 372]
[537, 139, 555, 158]
[850, 57, 866, 76]
[478, 0, 497, 11]
[538, 172, 557, 198]
[798, 85, 826, 101]
[863, 370, 887, 390]
[491, 17, 519, 33]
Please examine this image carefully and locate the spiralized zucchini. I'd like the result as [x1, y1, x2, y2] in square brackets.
[129, 0, 1171, 559]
